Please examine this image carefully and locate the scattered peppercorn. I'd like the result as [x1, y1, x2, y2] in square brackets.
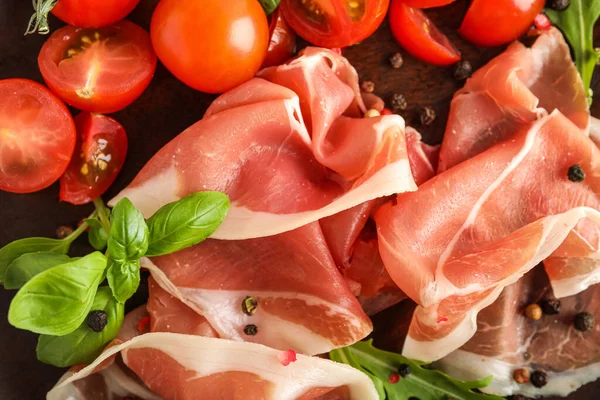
[55, 225, 74, 239]
[574, 312, 595, 332]
[419, 107, 436, 126]
[244, 324, 258, 336]
[513, 368, 530, 384]
[388, 372, 400, 384]
[453, 60, 472, 81]
[567, 164, 585, 182]
[390, 93, 407, 112]
[541, 298, 561, 315]
[389, 52, 404, 69]
[398, 363, 411, 377]
[361, 80, 375, 93]
[530, 370, 548, 388]
[364, 109, 381, 118]
[525, 304, 542, 320]
[242, 296, 258, 316]
[510, 395, 532, 400]
[546, 0, 569, 11]
[87, 310, 108, 332]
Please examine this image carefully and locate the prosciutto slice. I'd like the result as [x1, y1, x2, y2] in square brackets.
[110, 48, 416, 240]
[48, 333, 379, 400]
[438, 27, 589, 173]
[375, 110, 600, 361]
[438, 266, 600, 397]
[141, 222, 372, 355]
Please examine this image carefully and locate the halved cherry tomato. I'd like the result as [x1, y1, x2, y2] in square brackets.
[280, 0, 390, 48]
[151, 0, 269, 93]
[60, 113, 128, 205]
[459, 0, 545, 47]
[0, 79, 76, 194]
[38, 21, 157, 114]
[262, 9, 297, 68]
[52, 0, 140, 28]
[401, 0, 455, 8]
[389, 1, 460, 66]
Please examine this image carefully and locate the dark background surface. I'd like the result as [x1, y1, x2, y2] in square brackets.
[0, 0, 598, 398]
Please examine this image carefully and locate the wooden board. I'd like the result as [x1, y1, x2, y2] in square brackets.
[0, 0, 598, 398]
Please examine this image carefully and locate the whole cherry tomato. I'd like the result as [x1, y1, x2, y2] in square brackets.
[52, 0, 140, 28]
[401, 0, 455, 7]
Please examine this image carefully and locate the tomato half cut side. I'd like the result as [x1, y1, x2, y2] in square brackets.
[0, 79, 76, 194]
[38, 21, 157, 114]
[262, 8, 297, 68]
[401, 0, 456, 8]
[52, 0, 141, 28]
[280, 0, 390, 48]
[389, 1, 460, 66]
[459, 0, 544, 47]
[60, 113, 128, 205]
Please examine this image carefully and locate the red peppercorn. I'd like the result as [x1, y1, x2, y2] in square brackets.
[388, 372, 400, 384]
[137, 316, 151, 334]
[381, 108, 393, 115]
[534, 14, 552, 30]
[277, 349, 297, 366]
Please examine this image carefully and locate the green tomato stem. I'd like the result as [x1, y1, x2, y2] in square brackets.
[93, 198, 111, 234]
[25, 0, 59, 35]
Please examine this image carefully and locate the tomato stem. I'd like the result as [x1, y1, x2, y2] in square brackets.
[25, 0, 58, 36]
[93, 197, 111, 233]
[63, 211, 96, 244]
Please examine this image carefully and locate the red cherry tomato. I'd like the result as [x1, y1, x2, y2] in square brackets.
[151, 0, 269, 93]
[401, 0, 455, 8]
[262, 9, 297, 68]
[389, 1, 460, 66]
[459, 0, 545, 47]
[60, 113, 128, 205]
[52, 0, 140, 28]
[280, 0, 390, 48]
[0, 79, 76, 194]
[38, 21, 156, 114]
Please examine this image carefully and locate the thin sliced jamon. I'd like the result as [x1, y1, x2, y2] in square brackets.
[375, 111, 600, 361]
[437, 266, 600, 397]
[47, 333, 379, 400]
[438, 27, 588, 173]
[110, 49, 416, 240]
[141, 222, 372, 355]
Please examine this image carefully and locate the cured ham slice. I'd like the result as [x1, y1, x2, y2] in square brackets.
[141, 222, 372, 355]
[110, 48, 416, 240]
[438, 27, 589, 173]
[48, 333, 379, 400]
[438, 267, 600, 397]
[375, 110, 600, 361]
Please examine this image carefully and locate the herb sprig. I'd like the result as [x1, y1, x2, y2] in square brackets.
[1, 191, 230, 367]
[330, 340, 502, 400]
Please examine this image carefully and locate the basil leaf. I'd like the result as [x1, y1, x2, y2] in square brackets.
[4, 252, 71, 290]
[36, 287, 124, 367]
[0, 237, 70, 283]
[258, 0, 280, 15]
[107, 198, 149, 263]
[8, 252, 108, 336]
[145, 192, 230, 257]
[106, 259, 140, 303]
[86, 218, 109, 251]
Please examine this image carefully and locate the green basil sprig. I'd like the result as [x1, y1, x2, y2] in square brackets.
[37, 287, 124, 367]
[8, 252, 108, 336]
[4, 252, 71, 290]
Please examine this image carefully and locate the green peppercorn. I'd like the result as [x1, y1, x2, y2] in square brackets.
[242, 296, 258, 316]
[574, 312, 595, 332]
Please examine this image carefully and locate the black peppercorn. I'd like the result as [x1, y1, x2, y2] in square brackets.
[390, 93, 407, 112]
[244, 324, 258, 335]
[541, 298, 561, 315]
[567, 164, 585, 182]
[574, 312, 595, 332]
[453, 60, 472, 81]
[546, 0, 569, 11]
[419, 107, 436, 126]
[530, 370, 548, 388]
[87, 310, 108, 332]
[398, 363, 411, 377]
[242, 296, 258, 316]
[510, 395, 532, 400]
[56, 225, 74, 239]
[389, 52, 404, 69]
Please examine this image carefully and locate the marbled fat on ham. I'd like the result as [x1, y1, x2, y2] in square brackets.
[110, 48, 416, 240]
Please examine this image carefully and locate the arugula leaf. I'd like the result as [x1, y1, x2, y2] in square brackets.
[145, 192, 230, 257]
[106, 259, 141, 303]
[4, 252, 70, 290]
[86, 218, 109, 251]
[36, 287, 124, 367]
[8, 252, 108, 336]
[329, 340, 502, 400]
[0, 238, 70, 283]
[546, 0, 600, 98]
[258, 0, 281, 15]
[107, 198, 149, 263]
